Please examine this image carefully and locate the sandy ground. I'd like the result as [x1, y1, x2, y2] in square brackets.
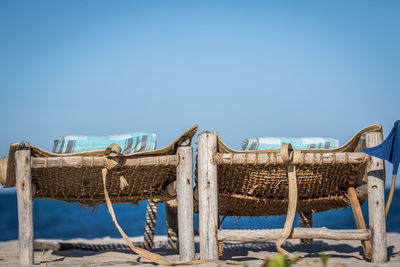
[1, 234, 399, 267]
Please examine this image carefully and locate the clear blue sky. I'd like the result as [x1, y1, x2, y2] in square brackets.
[0, 1, 399, 190]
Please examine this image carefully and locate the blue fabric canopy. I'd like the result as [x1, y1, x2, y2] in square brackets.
[362, 120, 400, 175]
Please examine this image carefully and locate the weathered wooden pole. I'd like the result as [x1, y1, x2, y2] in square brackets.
[347, 187, 372, 260]
[176, 146, 195, 261]
[218, 228, 371, 241]
[16, 149, 34, 265]
[365, 132, 387, 263]
[198, 132, 219, 260]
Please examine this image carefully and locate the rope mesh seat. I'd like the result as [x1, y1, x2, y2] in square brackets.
[195, 124, 382, 217]
[31, 163, 176, 205]
[2, 125, 198, 206]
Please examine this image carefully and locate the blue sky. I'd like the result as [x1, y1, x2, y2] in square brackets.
[0, 1, 399, 191]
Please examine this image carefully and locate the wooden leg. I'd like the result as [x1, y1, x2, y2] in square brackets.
[218, 216, 226, 256]
[218, 241, 224, 257]
[16, 150, 34, 265]
[299, 212, 313, 244]
[365, 132, 387, 263]
[347, 187, 372, 260]
[165, 200, 179, 249]
[176, 146, 195, 261]
[142, 200, 158, 249]
[198, 132, 219, 260]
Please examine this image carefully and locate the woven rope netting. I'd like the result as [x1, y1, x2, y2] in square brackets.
[32, 164, 177, 205]
[214, 161, 366, 216]
[194, 124, 383, 216]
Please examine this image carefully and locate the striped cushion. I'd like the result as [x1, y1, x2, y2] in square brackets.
[242, 137, 339, 150]
[53, 133, 156, 154]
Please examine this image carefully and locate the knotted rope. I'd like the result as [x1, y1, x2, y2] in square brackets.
[143, 200, 158, 249]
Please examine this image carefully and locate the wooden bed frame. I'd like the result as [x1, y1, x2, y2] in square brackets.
[3, 126, 198, 265]
[196, 125, 387, 263]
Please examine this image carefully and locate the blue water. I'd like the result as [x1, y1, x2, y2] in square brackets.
[1, 189, 400, 241]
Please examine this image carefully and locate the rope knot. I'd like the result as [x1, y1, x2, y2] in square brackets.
[103, 143, 122, 170]
[103, 143, 127, 190]
[105, 143, 122, 157]
[280, 143, 294, 164]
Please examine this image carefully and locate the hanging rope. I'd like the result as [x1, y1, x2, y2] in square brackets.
[276, 143, 298, 259]
[101, 144, 241, 266]
[274, 143, 307, 264]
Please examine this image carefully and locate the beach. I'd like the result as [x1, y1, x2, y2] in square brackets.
[1, 234, 400, 266]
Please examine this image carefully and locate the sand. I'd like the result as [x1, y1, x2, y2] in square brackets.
[1, 234, 400, 266]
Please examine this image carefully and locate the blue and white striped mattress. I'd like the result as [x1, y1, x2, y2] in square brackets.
[242, 137, 339, 150]
[53, 133, 156, 154]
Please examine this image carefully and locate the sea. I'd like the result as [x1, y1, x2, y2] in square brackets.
[1, 189, 399, 241]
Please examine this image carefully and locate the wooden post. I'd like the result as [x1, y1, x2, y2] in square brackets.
[365, 132, 387, 263]
[165, 200, 179, 249]
[299, 212, 313, 244]
[347, 187, 372, 260]
[176, 146, 195, 261]
[198, 132, 219, 260]
[16, 149, 34, 265]
[142, 200, 158, 249]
